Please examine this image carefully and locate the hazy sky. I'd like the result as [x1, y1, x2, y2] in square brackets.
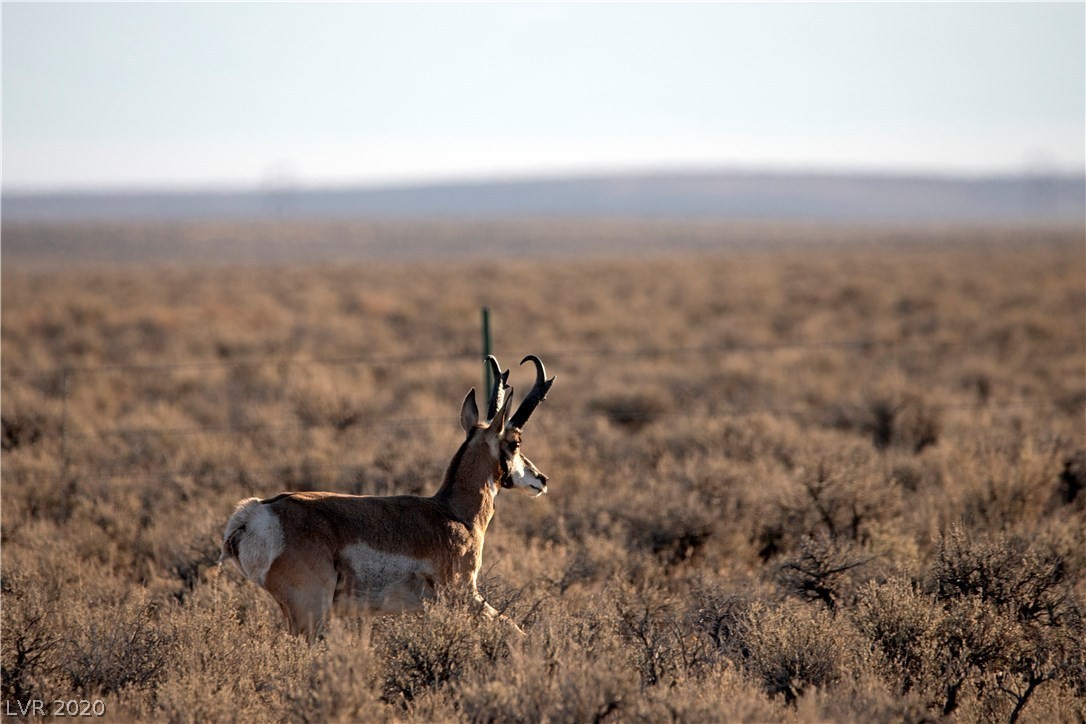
[4, 3, 1084, 191]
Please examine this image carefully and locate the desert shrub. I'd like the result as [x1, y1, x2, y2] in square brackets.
[64, 594, 176, 697]
[277, 629, 385, 724]
[806, 684, 936, 724]
[1, 410, 45, 452]
[959, 363, 996, 404]
[540, 531, 633, 596]
[853, 577, 940, 695]
[887, 455, 944, 493]
[375, 599, 512, 707]
[922, 527, 1086, 720]
[994, 618, 1086, 724]
[614, 589, 713, 689]
[544, 547, 601, 596]
[775, 533, 878, 611]
[627, 496, 715, 570]
[137, 578, 380, 722]
[707, 414, 802, 466]
[951, 436, 1067, 530]
[634, 664, 784, 723]
[731, 601, 857, 705]
[871, 391, 941, 453]
[1056, 448, 1086, 509]
[690, 582, 764, 655]
[153, 540, 222, 604]
[453, 619, 639, 724]
[0, 574, 64, 705]
[475, 568, 543, 632]
[932, 594, 1017, 716]
[646, 517, 714, 569]
[828, 385, 942, 453]
[757, 442, 900, 560]
[697, 586, 861, 705]
[288, 366, 373, 432]
[589, 390, 670, 430]
[929, 526, 1078, 626]
[11, 473, 81, 527]
[2, 568, 179, 707]
[1, 378, 64, 453]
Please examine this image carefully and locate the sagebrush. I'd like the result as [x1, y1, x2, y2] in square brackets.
[3, 221, 1084, 722]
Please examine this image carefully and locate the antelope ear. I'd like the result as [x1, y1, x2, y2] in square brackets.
[460, 388, 480, 432]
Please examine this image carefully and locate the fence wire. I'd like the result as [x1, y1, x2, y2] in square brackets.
[8, 334, 1081, 380]
[4, 337, 1083, 487]
[60, 395, 1075, 444]
[17, 396, 1084, 487]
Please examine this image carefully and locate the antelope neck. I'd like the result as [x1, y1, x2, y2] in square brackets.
[433, 428, 498, 531]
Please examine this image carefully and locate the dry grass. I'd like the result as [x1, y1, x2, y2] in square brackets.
[2, 221, 1084, 722]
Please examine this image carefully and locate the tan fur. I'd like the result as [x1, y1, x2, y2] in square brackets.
[221, 393, 533, 640]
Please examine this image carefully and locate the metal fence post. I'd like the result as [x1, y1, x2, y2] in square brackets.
[481, 307, 493, 393]
[60, 367, 71, 479]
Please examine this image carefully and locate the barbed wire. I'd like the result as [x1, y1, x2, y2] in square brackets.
[14, 392, 1077, 484]
[37, 394, 1085, 447]
[6, 335, 1082, 380]
[64, 415, 459, 441]
[5, 336, 1082, 488]
[30, 390, 1085, 487]
[21, 458, 433, 489]
[3, 349, 474, 380]
[6, 391, 1079, 488]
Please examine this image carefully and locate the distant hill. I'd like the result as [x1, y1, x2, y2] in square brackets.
[3, 171, 1084, 223]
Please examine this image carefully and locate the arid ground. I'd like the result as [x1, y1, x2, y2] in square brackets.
[2, 220, 1084, 722]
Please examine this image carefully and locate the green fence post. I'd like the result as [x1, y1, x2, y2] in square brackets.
[481, 307, 493, 393]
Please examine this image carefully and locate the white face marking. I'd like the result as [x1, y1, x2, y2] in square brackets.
[509, 451, 547, 497]
[235, 502, 284, 586]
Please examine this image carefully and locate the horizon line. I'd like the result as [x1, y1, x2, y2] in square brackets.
[5, 162, 1085, 198]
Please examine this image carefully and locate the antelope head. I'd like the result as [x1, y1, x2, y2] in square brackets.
[502, 355, 555, 496]
[466, 354, 554, 497]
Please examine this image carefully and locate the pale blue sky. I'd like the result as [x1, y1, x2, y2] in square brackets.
[3, 2, 1084, 191]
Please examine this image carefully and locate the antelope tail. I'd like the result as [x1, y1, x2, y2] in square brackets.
[220, 497, 262, 564]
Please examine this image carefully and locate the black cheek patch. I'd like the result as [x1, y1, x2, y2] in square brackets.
[498, 454, 514, 488]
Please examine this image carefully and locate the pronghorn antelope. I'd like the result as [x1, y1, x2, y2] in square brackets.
[220, 355, 555, 639]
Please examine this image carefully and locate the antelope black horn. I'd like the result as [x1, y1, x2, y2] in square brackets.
[484, 355, 510, 421]
[509, 355, 555, 429]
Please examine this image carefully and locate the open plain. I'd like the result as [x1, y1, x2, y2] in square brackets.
[2, 220, 1084, 722]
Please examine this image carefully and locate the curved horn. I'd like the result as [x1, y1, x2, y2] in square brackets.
[509, 355, 555, 429]
[484, 355, 510, 421]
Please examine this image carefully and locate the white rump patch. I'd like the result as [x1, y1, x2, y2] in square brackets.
[233, 502, 285, 586]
